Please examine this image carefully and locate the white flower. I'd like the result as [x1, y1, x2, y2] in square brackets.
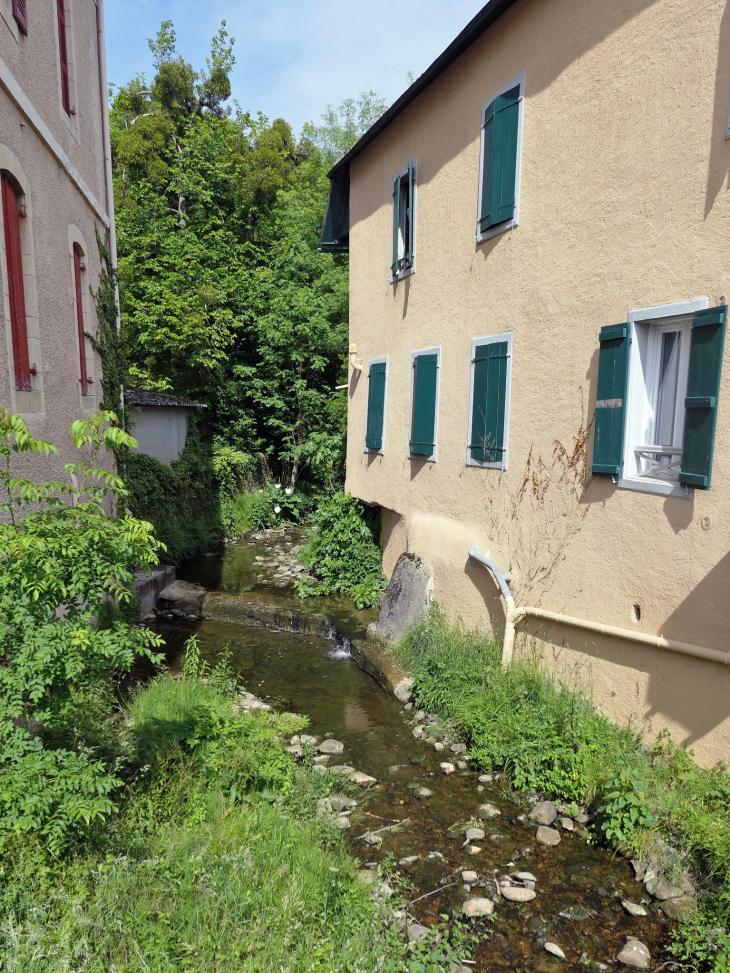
[274, 505, 281, 514]
[285, 487, 292, 495]
[258, 489, 263, 493]
[275, 483, 281, 489]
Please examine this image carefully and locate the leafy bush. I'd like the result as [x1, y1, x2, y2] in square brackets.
[247, 481, 305, 530]
[0, 410, 163, 852]
[297, 492, 386, 608]
[596, 769, 656, 845]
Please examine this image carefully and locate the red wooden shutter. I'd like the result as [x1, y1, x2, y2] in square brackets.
[1, 173, 31, 391]
[73, 246, 88, 395]
[12, 0, 28, 35]
[56, 0, 72, 115]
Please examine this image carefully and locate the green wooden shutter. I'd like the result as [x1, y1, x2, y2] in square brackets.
[406, 159, 414, 263]
[410, 353, 438, 455]
[391, 173, 400, 277]
[592, 323, 630, 476]
[365, 361, 387, 450]
[479, 100, 495, 231]
[479, 85, 520, 232]
[679, 305, 727, 489]
[469, 341, 508, 462]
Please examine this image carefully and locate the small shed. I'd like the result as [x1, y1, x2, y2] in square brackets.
[125, 387, 207, 466]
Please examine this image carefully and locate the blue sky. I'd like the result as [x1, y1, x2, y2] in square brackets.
[105, 0, 486, 134]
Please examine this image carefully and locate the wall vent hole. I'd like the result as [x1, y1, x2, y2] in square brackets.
[632, 603, 641, 622]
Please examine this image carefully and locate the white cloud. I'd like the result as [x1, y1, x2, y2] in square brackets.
[105, 0, 486, 132]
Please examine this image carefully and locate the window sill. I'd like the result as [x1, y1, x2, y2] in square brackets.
[363, 447, 384, 456]
[476, 218, 517, 244]
[391, 264, 415, 284]
[408, 452, 436, 463]
[13, 389, 43, 413]
[618, 476, 693, 499]
[465, 456, 506, 470]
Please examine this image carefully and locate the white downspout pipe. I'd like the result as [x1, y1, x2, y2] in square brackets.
[468, 545, 730, 669]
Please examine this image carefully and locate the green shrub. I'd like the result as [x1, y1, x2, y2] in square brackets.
[596, 769, 656, 845]
[0, 410, 163, 853]
[296, 492, 386, 608]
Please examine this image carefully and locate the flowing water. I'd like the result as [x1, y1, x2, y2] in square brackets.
[154, 533, 675, 972]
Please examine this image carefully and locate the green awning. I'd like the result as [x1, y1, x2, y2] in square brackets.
[319, 168, 349, 252]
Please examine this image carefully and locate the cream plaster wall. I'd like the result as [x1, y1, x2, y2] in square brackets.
[0, 1, 110, 483]
[345, 0, 730, 765]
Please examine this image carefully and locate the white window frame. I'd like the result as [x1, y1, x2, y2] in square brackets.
[465, 331, 513, 470]
[363, 355, 388, 454]
[476, 71, 525, 244]
[619, 297, 709, 499]
[390, 159, 416, 283]
[408, 345, 440, 462]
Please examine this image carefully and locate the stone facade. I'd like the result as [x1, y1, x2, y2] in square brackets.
[0, 0, 114, 479]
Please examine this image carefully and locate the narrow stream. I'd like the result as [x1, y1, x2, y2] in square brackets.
[154, 532, 675, 972]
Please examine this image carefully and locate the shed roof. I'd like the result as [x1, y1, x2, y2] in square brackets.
[124, 387, 207, 409]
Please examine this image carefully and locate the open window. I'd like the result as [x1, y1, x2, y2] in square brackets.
[391, 160, 415, 281]
[592, 299, 726, 495]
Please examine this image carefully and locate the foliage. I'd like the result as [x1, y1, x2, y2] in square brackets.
[393, 606, 730, 970]
[596, 768, 656, 845]
[110, 23, 386, 491]
[0, 411, 164, 852]
[88, 228, 127, 419]
[245, 481, 305, 530]
[302, 91, 389, 167]
[296, 492, 386, 609]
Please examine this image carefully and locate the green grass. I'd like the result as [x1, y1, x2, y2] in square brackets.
[392, 606, 730, 971]
[0, 669, 465, 972]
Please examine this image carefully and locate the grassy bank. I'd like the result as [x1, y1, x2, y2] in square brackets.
[0, 648, 464, 972]
[392, 607, 730, 972]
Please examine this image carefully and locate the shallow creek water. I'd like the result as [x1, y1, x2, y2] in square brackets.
[155, 534, 674, 972]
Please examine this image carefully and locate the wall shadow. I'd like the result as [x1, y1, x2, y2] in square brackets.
[351, 0, 660, 228]
[465, 553, 507, 636]
[705, 0, 730, 217]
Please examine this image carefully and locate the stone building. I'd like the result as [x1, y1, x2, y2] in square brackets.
[322, 0, 730, 765]
[0, 0, 115, 473]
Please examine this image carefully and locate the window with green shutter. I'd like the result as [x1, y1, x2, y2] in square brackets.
[477, 73, 524, 240]
[410, 349, 439, 458]
[593, 299, 725, 497]
[365, 359, 387, 451]
[391, 160, 416, 280]
[468, 332, 512, 467]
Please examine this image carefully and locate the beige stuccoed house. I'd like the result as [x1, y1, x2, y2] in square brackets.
[321, 0, 730, 766]
[0, 0, 115, 475]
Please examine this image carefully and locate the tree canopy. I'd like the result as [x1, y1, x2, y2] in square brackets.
[111, 22, 386, 488]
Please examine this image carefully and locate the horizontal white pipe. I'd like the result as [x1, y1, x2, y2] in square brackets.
[514, 606, 730, 667]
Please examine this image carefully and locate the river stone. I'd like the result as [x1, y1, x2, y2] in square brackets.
[312, 765, 328, 775]
[649, 878, 683, 901]
[330, 795, 357, 812]
[616, 939, 650, 969]
[376, 552, 433, 643]
[415, 787, 433, 800]
[501, 886, 537, 903]
[158, 579, 207, 615]
[621, 900, 647, 917]
[558, 817, 575, 832]
[529, 801, 558, 826]
[407, 923, 431, 942]
[660, 896, 697, 920]
[463, 897, 494, 917]
[318, 739, 344, 755]
[545, 943, 566, 960]
[450, 743, 466, 754]
[476, 803, 501, 820]
[465, 827, 485, 842]
[300, 734, 318, 745]
[536, 826, 561, 846]
[440, 762, 456, 774]
[335, 815, 351, 830]
[457, 760, 468, 771]
[399, 855, 419, 865]
[462, 870, 479, 883]
[558, 903, 592, 921]
[350, 771, 377, 785]
[363, 832, 382, 846]
[513, 871, 538, 883]
[313, 755, 330, 766]
[434, 741, 445, 751]
[329, 764, 354, 776]
[478, 773, 494, 783]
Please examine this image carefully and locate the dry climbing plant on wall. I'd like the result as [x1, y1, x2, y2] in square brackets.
[486, 390, 594, 604]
